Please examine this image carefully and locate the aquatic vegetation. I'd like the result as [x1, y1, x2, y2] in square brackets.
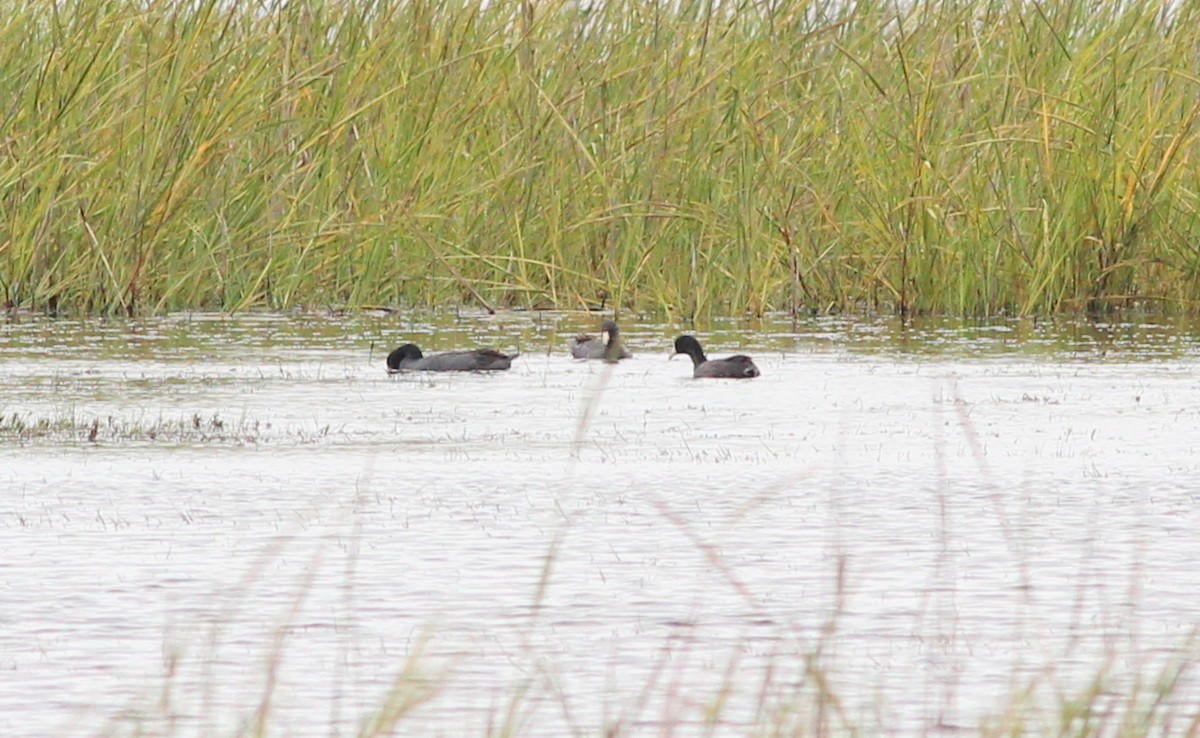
[0, 409, 334, 445]
[2, 0, 1200, 316]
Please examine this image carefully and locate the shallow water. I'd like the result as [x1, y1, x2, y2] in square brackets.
[3, 312, 1200, 737]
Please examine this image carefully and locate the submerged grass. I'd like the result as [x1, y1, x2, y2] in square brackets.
[0, 409, 335, 444]
[4, 0, 1200, 317]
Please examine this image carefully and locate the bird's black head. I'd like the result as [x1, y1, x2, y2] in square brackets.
[386, 344, 424, 372]
[672, 335, 706, 365]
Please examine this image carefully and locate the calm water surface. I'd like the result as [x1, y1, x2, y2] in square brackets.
[2, 312, 1200, 737]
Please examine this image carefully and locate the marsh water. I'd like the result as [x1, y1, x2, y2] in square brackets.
[3, 311, 1200, 737]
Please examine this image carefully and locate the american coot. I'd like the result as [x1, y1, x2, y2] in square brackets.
[386, 344, 518, 373]
[672, 335, 760, 378]
[570, 320, 632, 362]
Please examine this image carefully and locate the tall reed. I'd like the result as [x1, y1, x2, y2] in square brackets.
[2, 0, 1199, 316]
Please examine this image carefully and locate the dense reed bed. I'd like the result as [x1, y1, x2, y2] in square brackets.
[2, 0, 1200, 316]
